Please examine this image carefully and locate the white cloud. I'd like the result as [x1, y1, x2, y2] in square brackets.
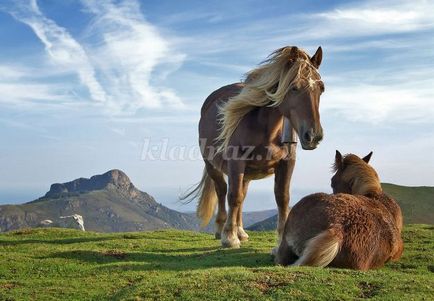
[6, 0, 106, 103]
[2, 0, 185, 114]
[290, 0, 434, 41]
[0, 82, 69, 103]
[322, 83, 434, 124]
[81, 0, 185, 112]
[0, 65, 27, 80]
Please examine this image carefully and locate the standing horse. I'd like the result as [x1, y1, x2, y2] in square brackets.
[274, 151, 404, 270]
[182, 46, 325, 248]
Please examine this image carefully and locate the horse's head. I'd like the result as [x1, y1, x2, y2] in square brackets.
[331, 150, 381, 195]
[276, 46, 324, 150]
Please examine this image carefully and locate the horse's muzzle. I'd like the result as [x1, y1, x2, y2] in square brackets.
[300, 128, 323, 150]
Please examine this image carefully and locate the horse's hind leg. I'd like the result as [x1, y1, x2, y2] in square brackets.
[205, 162, 227, 239]
[236, 181, 250, 241]
[274, 237, 298, 266]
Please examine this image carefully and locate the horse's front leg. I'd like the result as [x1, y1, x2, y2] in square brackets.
[236, 181, 250, 241]
[221, 162, 246, 248]
[274, 144, 296, 243]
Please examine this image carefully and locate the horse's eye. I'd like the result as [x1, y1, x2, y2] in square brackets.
[291, 86, 298, 92]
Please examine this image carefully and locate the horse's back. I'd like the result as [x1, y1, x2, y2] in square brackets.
[200, 83, 244, 117]
[199, 83, 243, 168]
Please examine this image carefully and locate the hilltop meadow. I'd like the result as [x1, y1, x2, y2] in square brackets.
[0, 225, 433, 300]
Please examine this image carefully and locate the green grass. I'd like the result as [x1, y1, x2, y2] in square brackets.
[0, 225, 433, 300]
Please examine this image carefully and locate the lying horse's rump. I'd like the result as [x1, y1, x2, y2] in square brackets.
[275, 151, 403, 270]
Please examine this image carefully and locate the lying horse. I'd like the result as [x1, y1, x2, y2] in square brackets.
[274, 151, 403, 270]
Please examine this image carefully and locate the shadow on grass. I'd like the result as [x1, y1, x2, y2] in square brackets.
[42, 246, 274, 271]
[0, 236, 116, 246]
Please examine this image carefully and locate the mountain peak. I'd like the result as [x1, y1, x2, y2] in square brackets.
[45, 169, 136, 197]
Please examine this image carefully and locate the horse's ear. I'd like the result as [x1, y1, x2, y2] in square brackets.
[362, 151, 373, 163]
[289, 46, 299, 58]
[311, 46, 323, 68]
[335, 150, 343, 170]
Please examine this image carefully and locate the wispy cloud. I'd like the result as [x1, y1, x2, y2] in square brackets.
[80, 0, 185, 112]
[0, 82, 70, 104]
[1, 0, 185, 114]
[323, 83, 434, 123]
[313, 0, 434, 38]
[5, 0, 106, 103]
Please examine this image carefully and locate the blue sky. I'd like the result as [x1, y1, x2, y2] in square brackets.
[0, 0, 433, 211]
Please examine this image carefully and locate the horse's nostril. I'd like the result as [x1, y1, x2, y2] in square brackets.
[303, 131, 313, 143]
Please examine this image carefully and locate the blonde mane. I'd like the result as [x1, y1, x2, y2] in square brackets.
[216, 46, 320, 152]
[335, 154, 382, 195]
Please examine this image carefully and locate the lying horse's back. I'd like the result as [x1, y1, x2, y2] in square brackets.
[275, 151, 403, 270]
[281, 192, 402, 270]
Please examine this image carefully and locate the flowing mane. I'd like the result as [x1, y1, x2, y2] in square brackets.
[334, 154, 382, 195]
[216, 46, 320, 152]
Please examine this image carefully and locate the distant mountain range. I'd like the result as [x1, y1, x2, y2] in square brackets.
[1, 171, 430, 233]
[0, 170, 276, 233]
[248, 183, 434, 231]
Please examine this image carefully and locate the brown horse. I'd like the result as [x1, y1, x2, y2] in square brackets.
[181, 46, 325, 248]
[274, 151, 403, 270]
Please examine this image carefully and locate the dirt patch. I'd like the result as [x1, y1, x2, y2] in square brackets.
[0, 283, 18, 290]
[102, 250, 127, 259]
[399, 263, 417, 269]
[122, 234, 140, 240]
[252, 272, 297, 294]
[358, 281, 380, 299]
[11, 228, 35, 235]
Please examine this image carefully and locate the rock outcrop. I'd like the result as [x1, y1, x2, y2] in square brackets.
[0, 170, 199, 232]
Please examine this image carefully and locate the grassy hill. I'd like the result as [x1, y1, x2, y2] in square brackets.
[248, 183, 434, 231]
[382, 183, 434, 224]
[0, 225, 432, 300]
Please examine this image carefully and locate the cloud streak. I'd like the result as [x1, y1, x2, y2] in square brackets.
[2, 0, 185, 114]
[81, 0, 185, 112]
[5, 0, 106, 103]
[314, 0, 434, 38]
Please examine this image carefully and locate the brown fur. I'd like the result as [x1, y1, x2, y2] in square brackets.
[275, 152, 404, 270]
[180, 46, 325, 248]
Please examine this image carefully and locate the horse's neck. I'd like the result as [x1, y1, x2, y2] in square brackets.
[255, 106, 284, 142]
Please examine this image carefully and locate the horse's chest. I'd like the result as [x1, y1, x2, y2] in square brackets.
[244, 144, 288, 180]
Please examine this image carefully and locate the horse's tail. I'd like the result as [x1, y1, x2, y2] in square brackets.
[179, 168, 217, 228]
[293, 228, 343, 267]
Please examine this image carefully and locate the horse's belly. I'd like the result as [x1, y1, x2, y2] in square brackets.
[244, 169, 275, 180]
[244, 159, 281, 180]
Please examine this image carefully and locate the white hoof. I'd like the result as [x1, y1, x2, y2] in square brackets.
[221, 231, 241, 248]
[237, 226, 249, 241]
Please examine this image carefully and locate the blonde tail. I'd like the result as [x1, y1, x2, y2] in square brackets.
[179, 168, 217, 228]
[293, 228, 342, 267]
